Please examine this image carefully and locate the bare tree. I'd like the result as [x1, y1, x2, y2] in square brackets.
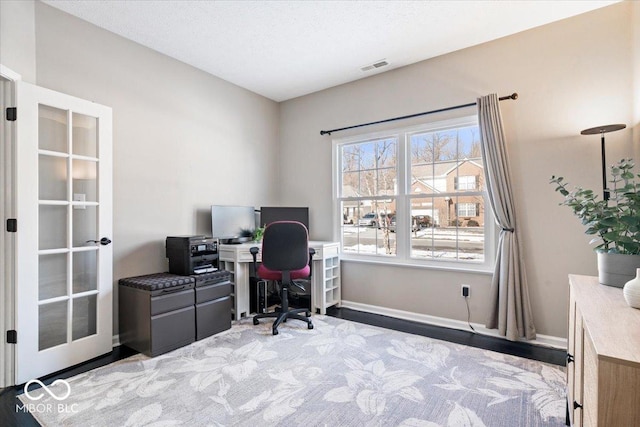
[462, 128, 482, 159]
[342, 140, 396, 198]
[411, 131, 457, 163]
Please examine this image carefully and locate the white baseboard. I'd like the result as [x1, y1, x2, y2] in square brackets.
[340, 300, 567, 350]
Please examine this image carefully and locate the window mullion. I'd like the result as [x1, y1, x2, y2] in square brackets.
[396, 133, 408, 259]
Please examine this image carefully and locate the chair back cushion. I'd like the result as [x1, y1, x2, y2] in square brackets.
[261, 221, 309, 272]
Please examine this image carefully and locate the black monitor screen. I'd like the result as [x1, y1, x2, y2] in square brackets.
[260, 207, 309, 232]
[211, 205, 256, 243]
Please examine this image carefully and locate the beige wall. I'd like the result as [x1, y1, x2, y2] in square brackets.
[33, 2, 281, 332]
[0, 0, 37, 82]
[4, 1, 636, 341]
[279, 2, 637, 339]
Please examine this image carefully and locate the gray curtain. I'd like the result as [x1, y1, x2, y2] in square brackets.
[477, 93, 536, 341]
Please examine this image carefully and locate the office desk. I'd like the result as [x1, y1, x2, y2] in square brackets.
[219, 241, 341, 320]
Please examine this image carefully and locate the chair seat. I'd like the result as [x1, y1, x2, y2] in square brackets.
[257, 264, 310, 281]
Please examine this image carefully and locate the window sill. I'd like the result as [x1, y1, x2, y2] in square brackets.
[339, 254, 494, 275]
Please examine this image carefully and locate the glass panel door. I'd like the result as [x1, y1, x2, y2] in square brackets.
[16, 81, 112, 383]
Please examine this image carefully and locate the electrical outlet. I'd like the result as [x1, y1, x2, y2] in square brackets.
[461, 285, 470, 298]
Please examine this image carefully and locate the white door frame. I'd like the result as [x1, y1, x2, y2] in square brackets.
[0, 64, 21, 388]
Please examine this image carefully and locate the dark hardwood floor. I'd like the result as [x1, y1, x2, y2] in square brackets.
[326, 307, 566, 366]
[1, 307, 565, 426]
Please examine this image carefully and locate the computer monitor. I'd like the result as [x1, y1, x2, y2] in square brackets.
[211, 205, 256, 244]
[259, 206, 309, 232]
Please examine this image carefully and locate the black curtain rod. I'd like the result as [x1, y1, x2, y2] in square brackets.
[319, 92, 518, 136]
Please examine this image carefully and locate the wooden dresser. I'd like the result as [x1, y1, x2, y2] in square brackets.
[567, 275, 640, 426]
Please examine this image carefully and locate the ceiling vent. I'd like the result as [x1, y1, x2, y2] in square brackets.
[361, 60, 389, 72]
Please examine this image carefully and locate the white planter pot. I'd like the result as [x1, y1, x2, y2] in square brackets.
[597, 252, 640, 288]
[623, 268, 640, 309]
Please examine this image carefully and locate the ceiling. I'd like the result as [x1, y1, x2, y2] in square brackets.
[42, 0, 618, 102]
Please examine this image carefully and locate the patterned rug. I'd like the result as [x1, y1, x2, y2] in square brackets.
[21, 315, 566, 426]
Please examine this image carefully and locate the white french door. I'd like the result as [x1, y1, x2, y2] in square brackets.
[15, 81, 113, 384]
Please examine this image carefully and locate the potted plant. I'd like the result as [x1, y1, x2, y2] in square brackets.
[252, 226, 265, 242]
[550, 158, 640, 287]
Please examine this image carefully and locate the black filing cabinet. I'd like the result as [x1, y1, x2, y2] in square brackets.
[193, 271, 232, 340]
[119, 271, 232, 357]
[119, 273, 196, 357]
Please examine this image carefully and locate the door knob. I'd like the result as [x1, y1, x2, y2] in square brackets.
[86, 237, 112, 246]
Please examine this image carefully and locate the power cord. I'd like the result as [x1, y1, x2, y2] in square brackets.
[464, 296, 476, 333]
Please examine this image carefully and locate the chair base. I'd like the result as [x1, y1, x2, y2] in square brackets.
[253, 307, 313, 335]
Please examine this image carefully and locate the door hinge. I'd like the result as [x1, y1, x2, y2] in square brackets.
[6, 330, 17, 344]
[6, 218, 17, 232]
[5, 107, 16, 121]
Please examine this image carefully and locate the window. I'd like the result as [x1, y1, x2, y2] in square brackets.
[455, 175, 477, 190]
[457, 202, 478, 217]
[337, 137, 397, 256]
[334, 116, 494, 269]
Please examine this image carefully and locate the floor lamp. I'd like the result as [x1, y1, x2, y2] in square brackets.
[580, 123, 626, 201]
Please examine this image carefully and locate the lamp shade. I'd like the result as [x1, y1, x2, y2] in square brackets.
[580, 124, 626, 135]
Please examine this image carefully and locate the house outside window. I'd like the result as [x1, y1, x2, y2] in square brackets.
[334, 116, 495, 270]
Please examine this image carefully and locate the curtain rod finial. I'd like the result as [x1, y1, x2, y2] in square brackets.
[510, 93, 518, 100]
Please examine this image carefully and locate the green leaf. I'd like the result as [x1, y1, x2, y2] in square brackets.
[600, 217, 619, 227]
[620, 216, 640, 226]
[603, 231, 621, 241]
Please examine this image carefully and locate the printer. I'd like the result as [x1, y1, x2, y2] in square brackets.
[166, 235, 219, 275]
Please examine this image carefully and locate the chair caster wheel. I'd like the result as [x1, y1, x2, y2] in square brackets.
[308, 323, 314, 330]
[253, 318, 259, 325]
[272, 329, 279, 335]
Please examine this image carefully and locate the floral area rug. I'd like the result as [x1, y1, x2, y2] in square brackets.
[21, 315, 566, 426]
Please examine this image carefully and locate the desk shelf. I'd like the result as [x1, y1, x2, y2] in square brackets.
[219, 241, 341, 319]
[316, 243, 341, 315]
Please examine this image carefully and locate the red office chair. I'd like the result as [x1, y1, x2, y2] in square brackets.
[250, 221, 314, 335]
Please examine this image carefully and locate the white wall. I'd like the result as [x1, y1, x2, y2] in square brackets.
[33, 2, 281, 333]
[279, 2, 637, 339]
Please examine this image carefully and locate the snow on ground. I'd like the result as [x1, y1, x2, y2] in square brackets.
[340, 225, 484, 261]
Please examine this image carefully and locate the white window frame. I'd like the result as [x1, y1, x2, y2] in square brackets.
[458, 202, 477, 217]
[332, 115, 496, 273]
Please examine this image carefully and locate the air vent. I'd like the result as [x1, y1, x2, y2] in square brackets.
[361, 59, 389, 72]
